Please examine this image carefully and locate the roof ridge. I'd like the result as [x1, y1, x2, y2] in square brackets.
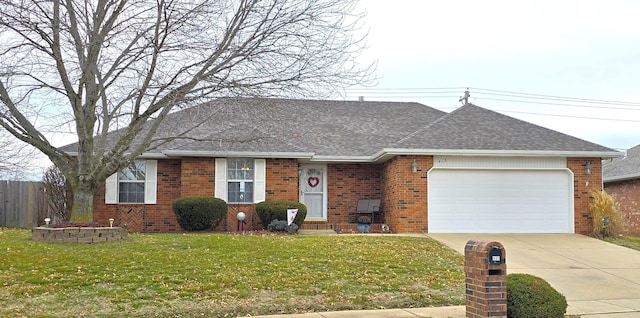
[215, 96, 431, 106]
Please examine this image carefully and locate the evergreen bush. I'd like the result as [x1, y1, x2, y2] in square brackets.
[255, 200, 307, 229]
[172, 197, 227, 231]
[507, 273, 567, 318]
[267, 220, 299, 234]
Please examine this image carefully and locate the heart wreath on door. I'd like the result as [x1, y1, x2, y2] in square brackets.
[307, 177, 320, 188]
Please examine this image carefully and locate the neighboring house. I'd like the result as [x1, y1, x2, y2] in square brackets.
[603, 144, 640, 235]
[62, 98, 620, 234]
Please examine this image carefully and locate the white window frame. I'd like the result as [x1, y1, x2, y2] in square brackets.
[105, 160, 157, 204]
[215, 158, 265, 203]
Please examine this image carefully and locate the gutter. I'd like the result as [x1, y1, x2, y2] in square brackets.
[604, 172, 640, 183]
[161, 150, 315, 159]
[61, 151, 168, 159]
[373, 148, 622, 162]
[64, 148, 622, 163]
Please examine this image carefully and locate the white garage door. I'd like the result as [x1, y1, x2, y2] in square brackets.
[428, 169, 574, 233]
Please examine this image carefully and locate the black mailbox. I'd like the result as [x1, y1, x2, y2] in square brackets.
[488, 245, 504, 265]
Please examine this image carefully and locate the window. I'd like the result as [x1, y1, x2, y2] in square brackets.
[227, 158, 254, 203]
[215, 158, 265, 203]
[105, 160, 157, 204]
[118, 160, 146, 203]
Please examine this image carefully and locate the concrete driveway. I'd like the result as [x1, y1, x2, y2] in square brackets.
[427, 234, 640, 317]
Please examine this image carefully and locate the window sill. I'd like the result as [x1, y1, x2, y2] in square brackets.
[109, 202, 146, 205]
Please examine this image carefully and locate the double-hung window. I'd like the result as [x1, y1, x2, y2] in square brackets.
[227, 159, 254, 203]
[118, 161, 146, 203]
[215, 158, 265, 203]
[105, 160, 157, 204]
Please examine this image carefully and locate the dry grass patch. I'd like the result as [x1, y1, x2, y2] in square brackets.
[0, 228, 464, 317]
[605, 236, 640, 251]
[589, 190, 623, 238]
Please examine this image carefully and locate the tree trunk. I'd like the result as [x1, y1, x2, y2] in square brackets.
[70, 186, 95, 224]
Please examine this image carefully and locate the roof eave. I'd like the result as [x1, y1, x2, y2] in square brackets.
[604, 173, 640, 183]
[62, 151, 168, 159]
[308, 155, 373, 163]
[374, 149, 623, 162]
[63, 148, 622, 163]
[162, 150, 315, 159]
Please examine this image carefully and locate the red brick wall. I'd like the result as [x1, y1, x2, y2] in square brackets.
[605, 179, 640, 235]
[465, 240, 507, 318]
[225, 204, 257, 232]
[93, 186, 119, 228]
[381, 155, 432, 233]
[568, 158, 603, 235]
[95, 158, 304, 233]
[94, 159, 182, 233]
[265, 158, 299, 201]
[93, 156, 605, 235]
[180, 157, 215, 197]
[327, 164, 382, 223]
[226, 158, 300, 232]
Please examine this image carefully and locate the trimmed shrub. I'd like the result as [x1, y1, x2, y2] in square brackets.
[267, 220, 299, 234]
[507, 273, 567, 318]
[172, 197, 227, 231]
[255, 200, 307, 229]
[589, 190, 623, 238]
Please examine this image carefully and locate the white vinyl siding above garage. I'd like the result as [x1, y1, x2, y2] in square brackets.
[427, 156, 574, 233]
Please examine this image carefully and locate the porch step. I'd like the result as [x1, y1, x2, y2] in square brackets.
[301, 222, 389, 234]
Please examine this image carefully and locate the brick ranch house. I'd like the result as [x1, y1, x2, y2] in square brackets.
[604, 144, 640, 235]
[62, 98, 620, 234]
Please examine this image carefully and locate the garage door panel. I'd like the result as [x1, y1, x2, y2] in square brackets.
[428, 169, 573, 233]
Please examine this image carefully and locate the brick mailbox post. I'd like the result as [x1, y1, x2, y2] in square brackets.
[464, 240, 507, 318]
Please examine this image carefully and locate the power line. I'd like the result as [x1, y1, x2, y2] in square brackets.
[343, 87, 640, 124]
[471, 87, 640, 106]
[475, 97, 640, 111]
[345, 86, 640, 107]
[496, 109, 640, 123]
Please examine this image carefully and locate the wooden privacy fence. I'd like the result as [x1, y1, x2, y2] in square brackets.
[0, 180, 47, 228]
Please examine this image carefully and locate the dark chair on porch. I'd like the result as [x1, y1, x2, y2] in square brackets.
[349, 199, 382, 224]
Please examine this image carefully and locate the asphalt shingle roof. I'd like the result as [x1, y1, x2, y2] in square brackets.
[396, 104, 615, 152]
[61, 98, 618, 160]
[603, 144, 640, 182]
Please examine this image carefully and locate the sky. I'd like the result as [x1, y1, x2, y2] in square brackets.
[345, 0, 640, 150]
[13, 0, 640, 179]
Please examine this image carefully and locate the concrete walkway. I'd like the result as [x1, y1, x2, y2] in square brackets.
[248, 234, 640, 318]
[249, 306, 466, 318]
[428, 234, 640, 317]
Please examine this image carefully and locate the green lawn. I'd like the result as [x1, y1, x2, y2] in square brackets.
[0, 228, 465, 317]
[605, 236, 640, 251]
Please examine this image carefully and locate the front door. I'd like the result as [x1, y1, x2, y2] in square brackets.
[299, 165, 327, 220]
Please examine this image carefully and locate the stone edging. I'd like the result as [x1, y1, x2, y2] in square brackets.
[32, 227, 128, 243]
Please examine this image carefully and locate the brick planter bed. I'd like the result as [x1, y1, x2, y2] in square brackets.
[32, 227, 127, 243]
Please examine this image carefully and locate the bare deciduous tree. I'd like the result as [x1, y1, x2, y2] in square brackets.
[0, 130, 39, 180]
[0, 0, 373, 222]
[42, 165, 73, 223]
